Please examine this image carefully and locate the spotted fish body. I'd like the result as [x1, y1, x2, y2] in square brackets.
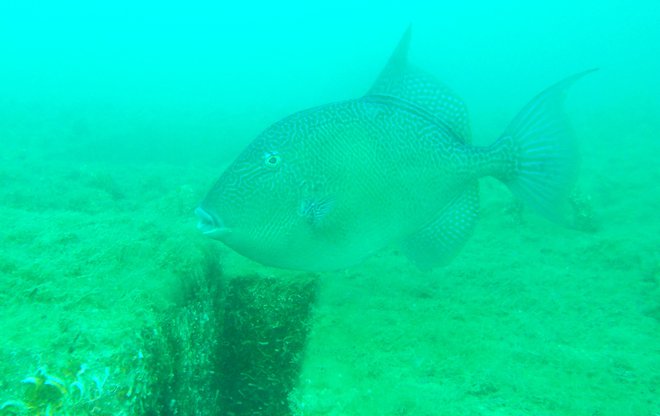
[196, 28, 591, 271]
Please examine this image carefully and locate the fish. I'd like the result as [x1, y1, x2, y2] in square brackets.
[195, 27, 594, 272]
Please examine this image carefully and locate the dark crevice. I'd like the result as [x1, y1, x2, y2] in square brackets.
[142, 256, 318, 415]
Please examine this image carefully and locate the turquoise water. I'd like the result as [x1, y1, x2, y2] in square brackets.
[1, 1, 658, 415]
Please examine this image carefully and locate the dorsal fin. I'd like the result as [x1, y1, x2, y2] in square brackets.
[373, 25, 412, 83]
[367, 26, 472, 143]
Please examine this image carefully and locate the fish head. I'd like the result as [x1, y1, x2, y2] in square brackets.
[196, 119, 333, 270]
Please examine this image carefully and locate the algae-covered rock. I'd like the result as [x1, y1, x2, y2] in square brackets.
[0, 158, 320, 415]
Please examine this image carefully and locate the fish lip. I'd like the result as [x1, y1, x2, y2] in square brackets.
[195, 206, 231, 237]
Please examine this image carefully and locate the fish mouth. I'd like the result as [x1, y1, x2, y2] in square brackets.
[195, 206, 231, 238]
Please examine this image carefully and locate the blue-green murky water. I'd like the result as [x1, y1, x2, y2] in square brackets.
[1, 1, 658, 415]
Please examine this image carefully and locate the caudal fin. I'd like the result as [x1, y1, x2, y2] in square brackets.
[496, 69, 596, 225]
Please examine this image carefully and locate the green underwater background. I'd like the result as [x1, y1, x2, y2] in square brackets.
[1, 1, 659, 415]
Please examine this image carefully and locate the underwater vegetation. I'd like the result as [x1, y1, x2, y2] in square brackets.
[0, 364, 132, 416]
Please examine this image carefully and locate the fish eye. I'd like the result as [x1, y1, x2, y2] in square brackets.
[264, 152, 281, 168]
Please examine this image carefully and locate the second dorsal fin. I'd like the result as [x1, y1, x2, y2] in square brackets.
[367, 26, 472, 143]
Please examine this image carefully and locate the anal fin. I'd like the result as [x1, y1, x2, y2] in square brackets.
[401, 183, 479, 269]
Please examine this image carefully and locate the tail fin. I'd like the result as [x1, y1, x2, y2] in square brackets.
[496, 69, 596, 225]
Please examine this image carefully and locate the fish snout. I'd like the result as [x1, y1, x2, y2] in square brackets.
[195, 206, 230, 238]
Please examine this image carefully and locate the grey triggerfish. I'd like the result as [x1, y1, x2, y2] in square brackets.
[196, 27, 593, 271]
